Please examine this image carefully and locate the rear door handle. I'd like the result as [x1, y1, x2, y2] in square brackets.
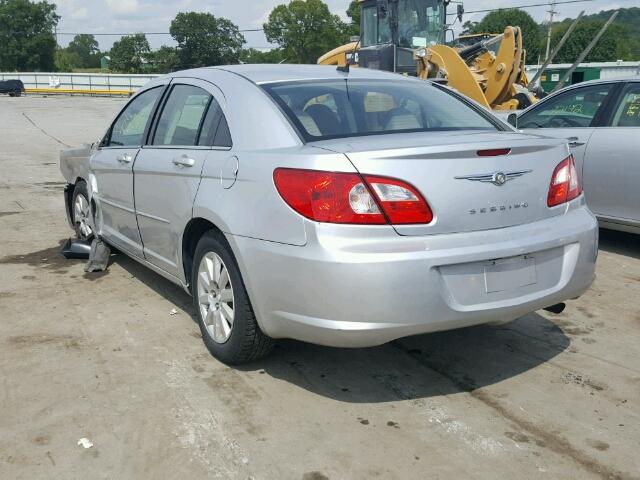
[116, 153, 133, 164]
[567, 137, 585, 148]
[173, 155, 195, 168]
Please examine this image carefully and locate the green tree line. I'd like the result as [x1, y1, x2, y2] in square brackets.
[463, 7, 640, 64]
[0, 0, 638, 74]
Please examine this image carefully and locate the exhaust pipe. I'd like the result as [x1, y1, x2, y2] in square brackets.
[543, 303, 566, 314]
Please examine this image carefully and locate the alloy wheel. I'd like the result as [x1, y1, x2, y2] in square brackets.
[74, 194, 92, 238]
[197, 252, 235, 343]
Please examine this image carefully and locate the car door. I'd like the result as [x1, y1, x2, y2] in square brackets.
[133, 79, 222, 277]
[517, 83, 617, 176]
[91, 86, 165, 257]
[582, 81, 640, 223]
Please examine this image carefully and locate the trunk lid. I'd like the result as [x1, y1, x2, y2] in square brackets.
[313, 130, 570, 236]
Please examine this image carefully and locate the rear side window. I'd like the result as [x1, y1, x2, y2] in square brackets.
[611, 83, 640, 127]
[197, 99, 233, 148]
[153, 85, 211, 146]
[109, 87, 162, 146]
[214, 116, 232, 147]
[518, 84, 613, 129]
[262, 79, 498, 142]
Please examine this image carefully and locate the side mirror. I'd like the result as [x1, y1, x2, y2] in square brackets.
[350, 35, 360, 43]
[507, 113, 518, 128]
[457, 4, 464, 23]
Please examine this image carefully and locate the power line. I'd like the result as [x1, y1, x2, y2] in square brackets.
[447, 0, 594, 15]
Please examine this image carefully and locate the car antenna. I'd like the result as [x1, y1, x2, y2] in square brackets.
[337, 36, 360, 73]
[337, 63, 350, 73]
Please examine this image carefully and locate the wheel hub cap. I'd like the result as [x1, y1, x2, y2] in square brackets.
[197, 252, 235, 343]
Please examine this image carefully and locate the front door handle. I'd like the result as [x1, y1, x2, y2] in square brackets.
[172, 155, 195, 168]
[567, 137, 585, 148]
[116, 153, 133, 164]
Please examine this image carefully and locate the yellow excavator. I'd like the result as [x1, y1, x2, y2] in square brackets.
[318, 0, 538, 110]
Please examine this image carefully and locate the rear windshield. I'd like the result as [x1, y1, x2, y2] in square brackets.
[262, 79, 499, 142]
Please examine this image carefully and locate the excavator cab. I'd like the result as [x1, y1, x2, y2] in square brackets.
[358, 0, 446, 74]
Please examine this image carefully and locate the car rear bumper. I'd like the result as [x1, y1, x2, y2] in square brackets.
[230, 203, 598, 348]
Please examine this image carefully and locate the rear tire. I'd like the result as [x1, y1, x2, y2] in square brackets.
[191, 231, 274, 364]
[71, 181, 94, 241]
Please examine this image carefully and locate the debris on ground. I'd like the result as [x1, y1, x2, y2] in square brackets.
[77, 438, 94, 449]
[169, 308, 178, 316]
[84, 238, 111, 272]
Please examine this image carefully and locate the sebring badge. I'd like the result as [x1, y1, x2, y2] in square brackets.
[455, 169, 532, 186]
[468, 202, 529, 215]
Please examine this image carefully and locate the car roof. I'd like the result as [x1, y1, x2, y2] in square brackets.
[203, 63, 417, 85]
[550, 76, 640, 90]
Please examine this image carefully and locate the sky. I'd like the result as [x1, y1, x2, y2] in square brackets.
[53, 0, 637, 51]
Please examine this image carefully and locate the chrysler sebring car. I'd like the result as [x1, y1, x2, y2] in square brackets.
[60, 64, 598, 364]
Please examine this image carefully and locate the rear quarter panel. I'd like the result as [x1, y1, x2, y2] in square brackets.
[195, 147, 357, 246]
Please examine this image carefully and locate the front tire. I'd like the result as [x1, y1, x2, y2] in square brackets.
[191, 231, 274, 364]
[71, 181, 94, 241]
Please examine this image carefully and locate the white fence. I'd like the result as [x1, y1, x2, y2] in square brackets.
[0, 72, 159, 95]
[3, 61, 640, 96]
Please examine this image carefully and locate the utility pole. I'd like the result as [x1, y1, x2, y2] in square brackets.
[529, 11, 585, 91]
[544, 0, 557, 62]
[551, 10, 619, 93]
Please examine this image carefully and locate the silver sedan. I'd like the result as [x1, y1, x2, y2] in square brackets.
[60, 65, 597, 364]
[514, 77, 640, 234]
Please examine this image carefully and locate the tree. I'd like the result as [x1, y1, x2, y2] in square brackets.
[576, 7, 640, 60]
[109, 33, 150, 73]
[345, 0, 360, 38]
[0, 0, 59, 71]
[54, 48, 80, 71]
[263, 0, 348, 64]
[466, 9, 542, 64]
[240, 47, 287, 64]
[170, 12, 245, 68]
[66, 34, 101, 68]
[551, 20, 632, 63]
[461, 21, 478, 36]
[149, 45, 180, 73]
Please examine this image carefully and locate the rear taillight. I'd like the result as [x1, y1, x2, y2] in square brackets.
[273, 168, 432, 225]
[364, 175, 433, 224]
[547, 155, 582, 207]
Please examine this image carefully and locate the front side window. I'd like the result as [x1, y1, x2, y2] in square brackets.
[109, 87, 162, 146]
[518, 84, 613, 129]
[611, 83, 640, 127]
[397, 0, 444, 48]
[153, 85, 211, 146]
[361, 5, 391, 46]
[263, 79, 499, 142]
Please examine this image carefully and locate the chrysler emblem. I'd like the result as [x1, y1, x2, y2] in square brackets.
[455, 169, 532, 186]
[492, 172, 507, 185]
